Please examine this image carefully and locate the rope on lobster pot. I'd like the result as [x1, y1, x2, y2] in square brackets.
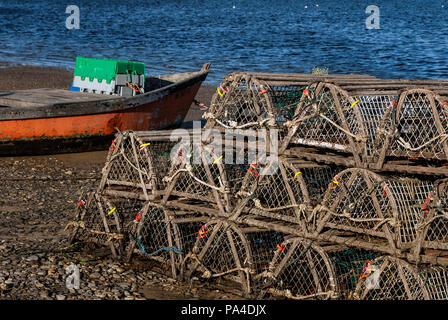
[415, 210, 448, 231]
[180, 252, 254, 293]
[64, 220, 86, 231]
[104, 140, 149, 177]
[305, 204, 400, 230]
[202, 112, 277, 129]
[162, 163, 228, 193]
[318, 113, 368, 143]
[252, 198, 301, 212]
[396, 134, 448, 151]
[267, 288, 336, 300]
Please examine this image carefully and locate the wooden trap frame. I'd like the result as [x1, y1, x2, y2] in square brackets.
[67, 191, 148, 259]
[182, 219, 286, 297]
[259, 237, 381, 300]
[313, 168, 435, 253]
[353, 255, 448, 300]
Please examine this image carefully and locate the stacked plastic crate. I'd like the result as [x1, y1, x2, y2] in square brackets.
[72, 57, 145, 96]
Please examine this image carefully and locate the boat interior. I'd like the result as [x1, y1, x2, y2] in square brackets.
[0, 69, 206, 109]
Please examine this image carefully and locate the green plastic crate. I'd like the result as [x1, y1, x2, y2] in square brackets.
[74, 57, 145, 84]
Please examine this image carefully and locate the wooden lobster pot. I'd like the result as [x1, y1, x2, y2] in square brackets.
[372, 89, 448, 173]
[204, 72, 300, 138]
[68, 190, 207, 278]
[125, 202, 207, 279]
[282, 82, 365, 166]
[204, 72, 376, 134]
[232, 156, 339, 231]
[419, 266, 448, 300]
[161, 139, 230, 211]
[261, 237, 339, 300]
[67, 191, 149, 259]
[99, 130, 190, 201]
[414, 216, 448, 259]
[161, 131, 278, 219]
[183, 219, 285, 296]
[284, 85, 448, 176]
[314, 168, 434, 253]
[354, 256, 430, 300]
[412, 178, 448, 260]
[262, 238, 381, 300]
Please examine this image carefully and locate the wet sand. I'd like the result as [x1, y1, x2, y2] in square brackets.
[0, 65, 239, 300]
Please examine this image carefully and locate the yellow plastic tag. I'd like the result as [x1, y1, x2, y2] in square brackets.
[213, 155, 223, 164]
[107, 207, 116, 216]
[350, 99, 360, 109]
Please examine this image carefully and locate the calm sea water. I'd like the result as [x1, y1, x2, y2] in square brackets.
[0, 0, 448, 83]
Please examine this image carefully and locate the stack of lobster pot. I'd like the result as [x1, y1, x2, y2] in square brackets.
[67, 71, 448, 300]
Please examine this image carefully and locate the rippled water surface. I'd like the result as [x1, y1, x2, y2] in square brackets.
[0, 0, 448, 83]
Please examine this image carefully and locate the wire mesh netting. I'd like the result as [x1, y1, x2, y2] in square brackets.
[315, 168, 435, 250]
[207, 73, 448, 174]
[236, 157, 339, 229]
[67, 191, 148, 258]
[126, 203, 205, 278]
[204, 73, 269, 129]
[382, 89, 448, 161]
[184, 219, 285, 296]
[287, 86, 448, 173]
[418, 265, 448, 299]
[259, 238, 381, 300]
[353, 256, 432, 300]
[260, 238, 339, 300]
[100, 130, 185, 199]
[204, 73, 309, 145]
[288, 83, 362, 158]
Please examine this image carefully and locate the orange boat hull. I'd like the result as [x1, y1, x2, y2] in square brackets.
[0, 82, 203, 155]
[0, 83, 200, 141]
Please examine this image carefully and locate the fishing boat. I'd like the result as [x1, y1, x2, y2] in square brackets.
[0, 62, 210, 155]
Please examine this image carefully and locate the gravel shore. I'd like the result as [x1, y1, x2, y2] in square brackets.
[0, 65, 238, 300]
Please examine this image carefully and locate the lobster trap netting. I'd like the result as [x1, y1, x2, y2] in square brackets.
[162, 132, 278, 217]
[315, 168, 434, 250]
[284, 85, 448, 174]
[184, 219, 285, 295]
[66, 191, 148, 258]
[411, 179, 448, 257]
[418, 265, 448, 300]
[353, 256, 431, 300]
[417, 212, 448, 256]
[353, 95, 396, 160]
[260, 238, 339, 300]
[126, 203, 206, 278]
[162, 140, 228, 205]
[100, 130, 184, 198]
[204, 73, 273, 130]
[203, 73, 309, 144]
[286, 83, 363, 160]
[236, 157, 338, 228]
[260, 238, 381, 300]
[326, 246, 382, 299]
[381, 89, 448, 162]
